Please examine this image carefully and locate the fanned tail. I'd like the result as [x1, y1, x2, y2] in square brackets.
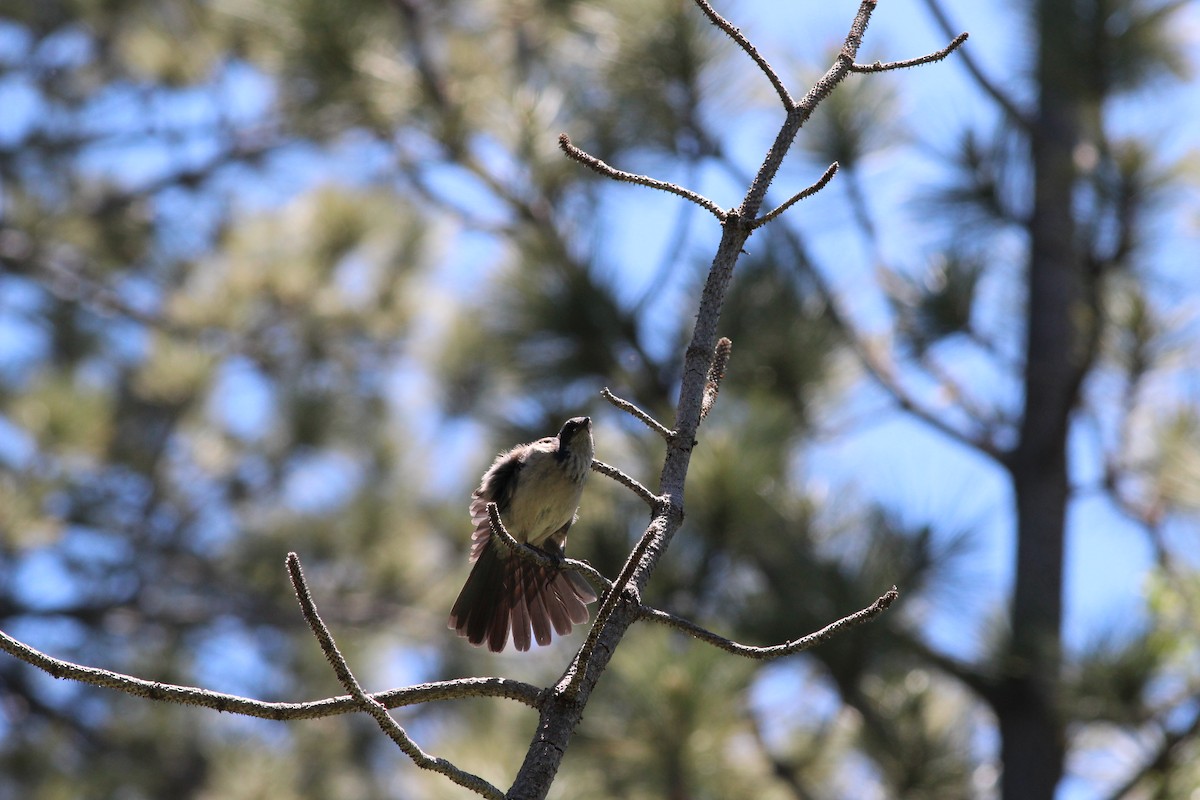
[448, 544, 597, 652]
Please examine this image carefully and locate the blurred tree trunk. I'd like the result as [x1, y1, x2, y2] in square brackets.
[1000, 2, 1089, 796]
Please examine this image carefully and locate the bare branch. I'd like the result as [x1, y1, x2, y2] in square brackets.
[558, 134, 727, 221]
[638, 587, 899, 659]
[484, 503, 613, 593]
[917, 0, 1027, 124]
[601, 387, 674, 440]
[850, 31, 969, 73]
[591, 459, 661, 509]
[700, 337, 733, 420]
[752, 162, 839, 229]
[691, 0, 794, 110]
[286, 553, 505, 800]
[0, 627, 543, 719]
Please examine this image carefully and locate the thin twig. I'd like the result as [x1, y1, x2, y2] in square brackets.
[286, 554, 504, 800]
[752, 162, 839, 229]
[558, 134, 727, 221]
[591, 459, 661, 509]
[850, 31, 969, 73]
[484, 504, 614, 593]
[638, 587, 899, 660]
[601, 387, 674, 440]
[691, 0, 794, 110]
[0, 627, 543, 719]
[917, 0, 1027, 124]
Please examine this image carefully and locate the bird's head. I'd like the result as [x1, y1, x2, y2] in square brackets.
[556, 416, 594, 472]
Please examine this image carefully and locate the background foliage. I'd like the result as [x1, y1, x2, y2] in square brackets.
[1, 0, 1198, 798]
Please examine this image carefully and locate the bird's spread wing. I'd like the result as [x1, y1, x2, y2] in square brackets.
[467, 449, 525, 561]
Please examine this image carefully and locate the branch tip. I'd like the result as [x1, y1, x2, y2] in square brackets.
[850, 31, 968, 73]
[601, 387, 674, 440]
[700, 337, 733, 421]
[691, 0, 794, 110]
[558, 134, 727, 220]
[754, 162, 839, 228]
[640, 585, 898, 660]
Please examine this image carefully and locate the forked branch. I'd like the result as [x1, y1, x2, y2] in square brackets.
[286, 553, 505, 800]
[0, 628, 543, 720]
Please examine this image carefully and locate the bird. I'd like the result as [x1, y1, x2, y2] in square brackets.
[448, 416, 598, 652]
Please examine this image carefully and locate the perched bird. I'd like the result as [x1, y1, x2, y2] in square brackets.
[449, 417, 598, 652]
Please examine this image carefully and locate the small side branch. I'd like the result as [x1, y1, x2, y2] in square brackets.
[639, 586, 899, 660]
[850, 31, 968, 73]
[917, 0, 1027, 124]
[591, 459, 661, 509]
[691, 0, 794, 110]
[0, 628, 543, 719]
[558, 134, 727, 221]
[485, 504, 614, 593]
[286, 554, 504, 800]
[752, 162, 839, 229]
[700, 337, 733, 420]
[601, 387, 674, 440]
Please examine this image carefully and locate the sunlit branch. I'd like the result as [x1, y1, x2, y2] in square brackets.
[699, 337, 732, 421]
[850, 31, 969, 73]
[0, 628, 543, 720]
[591, 459, 661, 509]
[691, 0, 794, 110]
[484, 504, 614, 593]
[752, 162, 839, 229]
[558, 134, 727, 221]
[286, 554, 505, 800]
[601, 387, 674, 440]
[638, 587, 899, 659]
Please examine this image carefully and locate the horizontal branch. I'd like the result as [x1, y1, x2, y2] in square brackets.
[558, 134, 727, 220]
[0, 627, 542, 719]
[752, 162, 839, 229]
[485, 503, 614, 592]
[601, 387, 674, 440]
[638, 586, 898, 660]
[850, 31, 969, 73]
[287, 554, 504, 800]
[591, 459, 661, 509]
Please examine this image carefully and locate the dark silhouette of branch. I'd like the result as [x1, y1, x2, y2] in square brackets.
[850, 31, 969, 73]
[753, 162, 840, 228]
[591, 459, 661, 509]
[484, 503, 614, 593]
[601, 387, 674, 439]
[690, 0, 794, 110]
[557, 134, 727, 220]
[0, 626, 543, 719]
[286, 553, 505, 800]
[638, 587, 898, 659]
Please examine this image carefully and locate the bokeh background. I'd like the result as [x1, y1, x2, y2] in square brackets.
[1, 0, 1199, 798]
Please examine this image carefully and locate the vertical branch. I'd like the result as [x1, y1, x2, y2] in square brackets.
[508, 4, 892, 798]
